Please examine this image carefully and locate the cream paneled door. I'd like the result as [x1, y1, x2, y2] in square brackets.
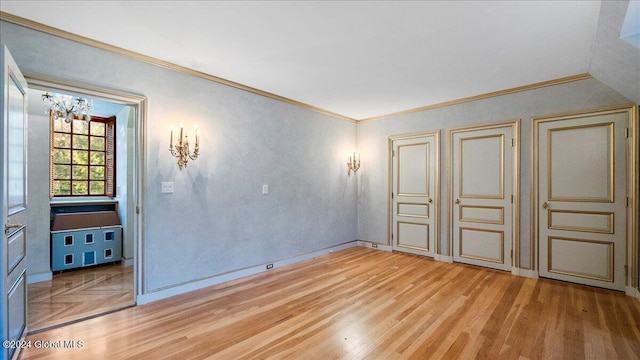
[1, 46, 28, 360]
[451, 122, 517, 271]
[535, 108, 630, 291]
[391, 131, 439, 257]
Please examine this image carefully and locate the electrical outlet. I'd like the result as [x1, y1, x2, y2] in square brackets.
[372, 243, 378, 248]
[266, 263, 273, 270]
[161, 182, 174, 193]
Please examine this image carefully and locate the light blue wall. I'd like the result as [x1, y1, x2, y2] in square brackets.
[1, 21, 358, 294]
[590, 0, 640, 105]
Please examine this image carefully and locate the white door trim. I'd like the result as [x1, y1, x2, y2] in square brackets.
[25, 75, 147, 302]
[447, 120, 520, 269]
[388, 130, 440, 255]
[531, 105, 638, 291]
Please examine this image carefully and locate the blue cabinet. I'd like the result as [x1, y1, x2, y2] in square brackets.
[50, 210, 123, 271]
[51, 226, 122, 271]
[51, 225, 122, 271]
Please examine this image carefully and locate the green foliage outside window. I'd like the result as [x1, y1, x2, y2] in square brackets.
[51, 116, 113, 197]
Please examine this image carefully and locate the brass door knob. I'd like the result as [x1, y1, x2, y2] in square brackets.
[542, 202, 549, 209]
[428, 198, 433, 203]
[4, 223, 23, 234]
[455, 199, 460, 205]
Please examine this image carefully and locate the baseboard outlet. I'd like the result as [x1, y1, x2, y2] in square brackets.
[434, 254, 453, 263]
[357, 240, 392, 252]
[137, 240, 359, 305]
[511, 267, 539, 279]
[27, 271, 52, 284]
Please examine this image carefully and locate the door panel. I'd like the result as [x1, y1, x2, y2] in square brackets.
[451, 122, 517, 271]
[548, 124, 612, 202]
[459, 227, 504, 263]
[460, 135, 504, 198]
[391, 132, 439, 257]
[536, 109, 628, 290]
[2, 45, 28, 360]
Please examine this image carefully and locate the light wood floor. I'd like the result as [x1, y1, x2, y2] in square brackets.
[27, 262, 134, 332]
[19, 247, 640, 359]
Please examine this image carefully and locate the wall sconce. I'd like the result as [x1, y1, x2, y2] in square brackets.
[347, 152, 360, 176]
[169, 123, 200, 170]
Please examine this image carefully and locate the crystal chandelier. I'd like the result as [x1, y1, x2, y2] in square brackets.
[42, 92, 94, 122]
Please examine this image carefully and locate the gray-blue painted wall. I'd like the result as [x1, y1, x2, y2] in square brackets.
[0, 20, 358, 294]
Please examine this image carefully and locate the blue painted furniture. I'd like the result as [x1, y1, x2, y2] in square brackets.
[50, 211, 122, 271]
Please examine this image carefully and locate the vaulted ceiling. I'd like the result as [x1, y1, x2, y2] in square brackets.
[1, 1, 604, 120]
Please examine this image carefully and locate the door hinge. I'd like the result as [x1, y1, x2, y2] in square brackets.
[392, 150, 396, 157]
[511, 195, 514, 203]
[626, 196, 630, 207]
[136, 206, 140, 214]
[625, 265, 628, 276]
[510, 250, 513, 259]
[392, 192, 395, 199]
[511, 138, 514, 147]
[625, 128, 629, 138]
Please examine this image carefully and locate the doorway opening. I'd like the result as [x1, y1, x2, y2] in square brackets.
[24, 77, 145, 332]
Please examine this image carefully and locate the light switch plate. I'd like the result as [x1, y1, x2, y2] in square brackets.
[161, 182, 174, 193]
[262, 184, 269, 195]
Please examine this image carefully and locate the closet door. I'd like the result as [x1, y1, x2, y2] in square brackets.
[391, 131, 439, 257]
[450, 121, 518, 271]
[535, 108, 630, 291]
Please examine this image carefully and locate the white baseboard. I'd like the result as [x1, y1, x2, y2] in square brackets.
[357, 240, 392, 252]
[27, 271, 52, 284]
[137, 241, 359, 305]
[626, 286, 640, 299]
[435, 254, 453, 263]
[511, 267, 539, 279]
[122, 257, 134, 266]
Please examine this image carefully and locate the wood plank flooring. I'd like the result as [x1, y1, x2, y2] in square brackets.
[27, 263, 134, 332]
[18, 247, 640, 359]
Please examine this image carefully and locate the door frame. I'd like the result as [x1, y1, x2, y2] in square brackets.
[25, 75, 147, 302]
[531, 105, 638, 293]
[388, 130, 440, 255]
[447, 120, 520, 268]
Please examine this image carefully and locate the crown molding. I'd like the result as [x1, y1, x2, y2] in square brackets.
[0, 11, 357, 123]
[357, 73, 594, 123]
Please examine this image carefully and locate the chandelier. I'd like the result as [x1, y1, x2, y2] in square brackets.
[42, 92, 94, 122]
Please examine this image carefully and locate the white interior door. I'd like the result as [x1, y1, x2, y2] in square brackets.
[536, 109, 629, 291]
[1, 45, 29, 360]
[451, 122, 516, 271]
[391, 132, 439, 257]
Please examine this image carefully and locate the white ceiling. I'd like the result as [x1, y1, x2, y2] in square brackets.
[1, 1, 602, 120]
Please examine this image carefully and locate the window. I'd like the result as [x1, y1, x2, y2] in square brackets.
[50, 114, 116, 197]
